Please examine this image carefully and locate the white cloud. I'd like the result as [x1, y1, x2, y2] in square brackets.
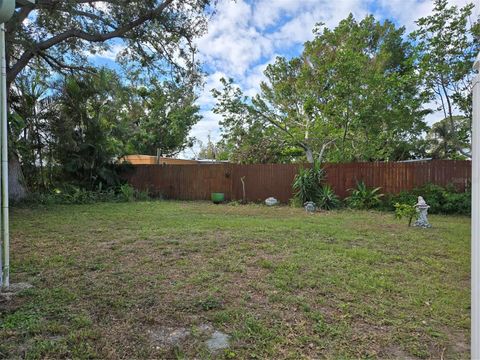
[374, 0, 478, 31]
[190, 0, 371, 146]
[186, 0, 478, 150]
[95, 44, 126, 61]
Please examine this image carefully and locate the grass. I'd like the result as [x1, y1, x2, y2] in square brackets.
[0, 201, 470, 359]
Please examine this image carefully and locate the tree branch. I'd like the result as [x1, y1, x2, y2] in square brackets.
[7, 0, 174, 85]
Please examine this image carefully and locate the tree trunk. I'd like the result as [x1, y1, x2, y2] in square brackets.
[8, 154, 27, 202]
[305, 147, 314, 163]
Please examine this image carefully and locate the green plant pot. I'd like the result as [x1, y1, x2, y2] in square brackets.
[211, 192, 225, 204]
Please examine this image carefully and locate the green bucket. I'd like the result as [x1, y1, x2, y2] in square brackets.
[211, 192, 225, 204]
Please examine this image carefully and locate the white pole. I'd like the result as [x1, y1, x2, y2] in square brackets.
[0, 23, 9, 289]
[472, 52, 480, 359]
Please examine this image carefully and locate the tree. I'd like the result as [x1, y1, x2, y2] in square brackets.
[6, 0, 211, 87]
[10, 71, 56, 191]
[212, 77, 304, 164]
[412, 0, 480, 158]
[51, 70, 128, 189]
[427, 116, 470, 159]
[6, 0, 212, 198]
[213, 15, 429, 163]
[303, 15, 429, 162]
[128, 80, 201, 156]
[10, 68, 202, 190]
[197, 134, 227, 160]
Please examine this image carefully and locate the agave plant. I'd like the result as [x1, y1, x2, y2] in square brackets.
[346, 181, 383, 209]
[292, 162, 325, 204]
[317, 184, 341, 210]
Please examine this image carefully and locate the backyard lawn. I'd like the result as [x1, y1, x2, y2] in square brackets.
[0, 201, 470, 359]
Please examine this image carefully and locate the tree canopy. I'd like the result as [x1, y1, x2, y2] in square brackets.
[412, 0, 479, 159]
[213, 15, 431, 163]
[6, 0, 211, 87]
[7, 0, 211, 196]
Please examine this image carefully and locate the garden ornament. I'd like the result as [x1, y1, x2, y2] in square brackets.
[413, 196, 431, 228]
[304, 201, 316, 213]
[265, 197, 278, 206]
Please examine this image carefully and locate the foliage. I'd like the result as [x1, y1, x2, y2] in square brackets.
[10, 69, 201, 192]
[17, 184, 151, 206]
[316, 185, 341, 210]
[7, 0, 211, 198]
[51, 70, 127, 189]
[212, 78, 298, 164]
[118, 184, 135, 202]
[346, 181, 384, 210]
[387, 183, 470, 215]
[412, 0, 479, 158]
[394, 203, 418, 227]
[289, 197, 303, 208]
[9, 71, 55, 191]
[213, 15, 429, 163]
[427, 116, 470, 159]
[6, 0, 211, 87]
[292, 163, 325, 204]
[128, 81, 201, 157]
[197, 135, 229, 161]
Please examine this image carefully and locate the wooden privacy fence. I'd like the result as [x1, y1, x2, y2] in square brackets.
[122, 160, 471, 203]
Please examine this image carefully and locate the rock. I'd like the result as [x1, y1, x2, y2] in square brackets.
[206, 330, 230, 351]
[148, 327, 190, 347]
[148, 323, 230, 352]
[265, 197, 278, 206]
[304, 201, 316, 213]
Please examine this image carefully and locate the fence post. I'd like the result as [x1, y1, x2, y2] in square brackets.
[472, 52, 480, 359]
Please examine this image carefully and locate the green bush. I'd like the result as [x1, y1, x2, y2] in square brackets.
[136, 189, 151, 202]
[346, 181, 384, 210]
[292, 162, 325, 204]
[289, 197, 303, 208]
[292, 163, 342, 210]
[394, 203, 418, 227]
[17, 183, 152, 206]
[317, 185, 341, 210]
[387, 183, 470, 215]
[119, 183, 135, 202]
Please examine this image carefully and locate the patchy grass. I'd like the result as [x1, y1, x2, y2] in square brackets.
[0, 201, 470, 359]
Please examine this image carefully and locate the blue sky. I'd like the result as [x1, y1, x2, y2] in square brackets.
[91, 0, 478, 158]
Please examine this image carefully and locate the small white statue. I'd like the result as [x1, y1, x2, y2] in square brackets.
[304, 201, 316, 213]
[413, 196, 431, 228]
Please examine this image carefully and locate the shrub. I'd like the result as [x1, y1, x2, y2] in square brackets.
[441, 191, 470, 215]
[394, 203, 418, 226]
[387, 183, 470, 215]
[118, 183, 135, 202]
[289, 197, 303, 208]
[292, 162, 325, 204]
[317, 185, 341, 210]
[135, 189, 151, 202]
[16, 183, 152, 206]
[346, 181, 384, 209]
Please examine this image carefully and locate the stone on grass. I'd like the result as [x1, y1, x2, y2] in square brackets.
[265, 197, 278, 206]
[148, 323, 230, 352]
[206, 330, 230, 351]
[148, 327, 190, 348]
